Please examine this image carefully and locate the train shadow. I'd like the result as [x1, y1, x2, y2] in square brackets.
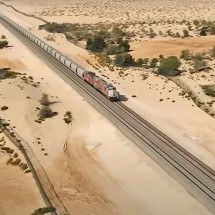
[118, 94, 128, 102]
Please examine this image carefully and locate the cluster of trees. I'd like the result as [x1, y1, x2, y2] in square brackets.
[86, 28, 130, 55]
[114, 53, 181, 76]
[179, 48, 215, 72]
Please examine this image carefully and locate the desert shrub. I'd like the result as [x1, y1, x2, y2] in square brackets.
[209, 46, 215, 58]
[105, 44, 118, 55]
[210, 25, 215, 35]
[19, 163, 28, 170]
[86, 35, 107, 52]
[0, 40, 8, 49]
[0, 68, 20, 79]
[149, 28, 156, 38]
[12, 158, 21, 166]
[183, 29, 189, 38]
[200, 27, 207, 36]
[39, 22, 71, 33]
[175, 32, 181, 38]
[201, 85, 215, 97]
[117, 40, 130, 52]
[158, 56, 181, 76]
[112, 27, 125, 37]
[194, 60, 207, 72]
[193, 52, 205, 61]
[150, 58, 158, 68]
[180, 49, 191, 60]
[39, 94, 50, 106]
[1, 35, 6, 39]
[193, 20, 200, 26]
[135, 58, 145, 66]
[39, 106, 57, 120]
[1, 106, 8, 111]
[63, 111, 73, 124]
[114, 53, 135, 67]
[166, 29, 172, 36]
[31, 207, 56, 215]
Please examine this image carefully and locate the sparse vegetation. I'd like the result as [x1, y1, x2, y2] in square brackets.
[38, 94, 58, 121]
[39, 106, 57, 120]
[201, 85, 215, 97]
[0, 68, 20, 80]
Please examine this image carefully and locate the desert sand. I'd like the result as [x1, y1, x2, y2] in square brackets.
[0, 0, 215, 214]
[0, 133, 45, 215]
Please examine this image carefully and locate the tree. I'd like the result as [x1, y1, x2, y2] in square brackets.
[180, 49, 191, 60]
[106, 44, 118, 55]
[158, 56, 181, 76]
[86, 35, 107, 52]
[39, 94, 50, 106]
[194, 60, 207, 72]
[200, 27, 207, 36]
[118, 40, 130, 52]
[150, 58, 158, 68]
[114, 53, 135, 67]
[193, 20, 200, 26]
[183, 29, 189, 38]
[193, 52, 205, 61]
[0, 40, 8, 49]
[209, 46, 215, 58]
[135, 58, 144, 66]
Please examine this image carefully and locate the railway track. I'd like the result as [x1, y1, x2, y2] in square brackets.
[1, 15, 215, 213]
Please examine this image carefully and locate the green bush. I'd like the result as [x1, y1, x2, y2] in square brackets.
[112, 27, 125, 37]
[180, 49, 191, 60]
[194, 59, 207, 72]
[114, 53, 135, 67]
[209, 46, 215, 57]
[201, 85, 215, 97]
[150, 58, 158, 68]
[39, 106, 57, 120]
[117, 40, 130, 52]
[183, 29, 189, 38]
[135, 58, 144, 66]
[106, 44, 118, 55]
[86, 35, 107, 52]
[0, 40, 8, 49]
[39, 94, 50, 106]
[158, 56, 181, 76]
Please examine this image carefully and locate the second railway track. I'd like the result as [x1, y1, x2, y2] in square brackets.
[1, 14, 215, 213]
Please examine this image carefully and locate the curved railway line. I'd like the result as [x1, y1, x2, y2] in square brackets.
[0, 13, 215, 213]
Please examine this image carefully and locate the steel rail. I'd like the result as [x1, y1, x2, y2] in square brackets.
[1, 16, 215, 213]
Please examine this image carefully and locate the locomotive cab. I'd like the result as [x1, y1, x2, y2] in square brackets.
[107, 86, 119, 101]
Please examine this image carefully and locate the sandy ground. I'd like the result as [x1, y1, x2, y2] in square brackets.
[0, 11, 214, 215]
[131, 36, 215, 59]
[4, 0, 215, 23]
[0, 133, 45, 215]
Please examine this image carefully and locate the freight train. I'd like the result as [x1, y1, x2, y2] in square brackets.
[0, 13, 119, 101]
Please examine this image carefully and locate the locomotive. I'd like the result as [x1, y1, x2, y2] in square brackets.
[0, 13, 119, 101]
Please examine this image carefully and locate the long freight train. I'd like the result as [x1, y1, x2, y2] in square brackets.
[0, 13, 119, 101]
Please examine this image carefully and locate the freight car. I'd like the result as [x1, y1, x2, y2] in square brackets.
[0, 13, 119, 101]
